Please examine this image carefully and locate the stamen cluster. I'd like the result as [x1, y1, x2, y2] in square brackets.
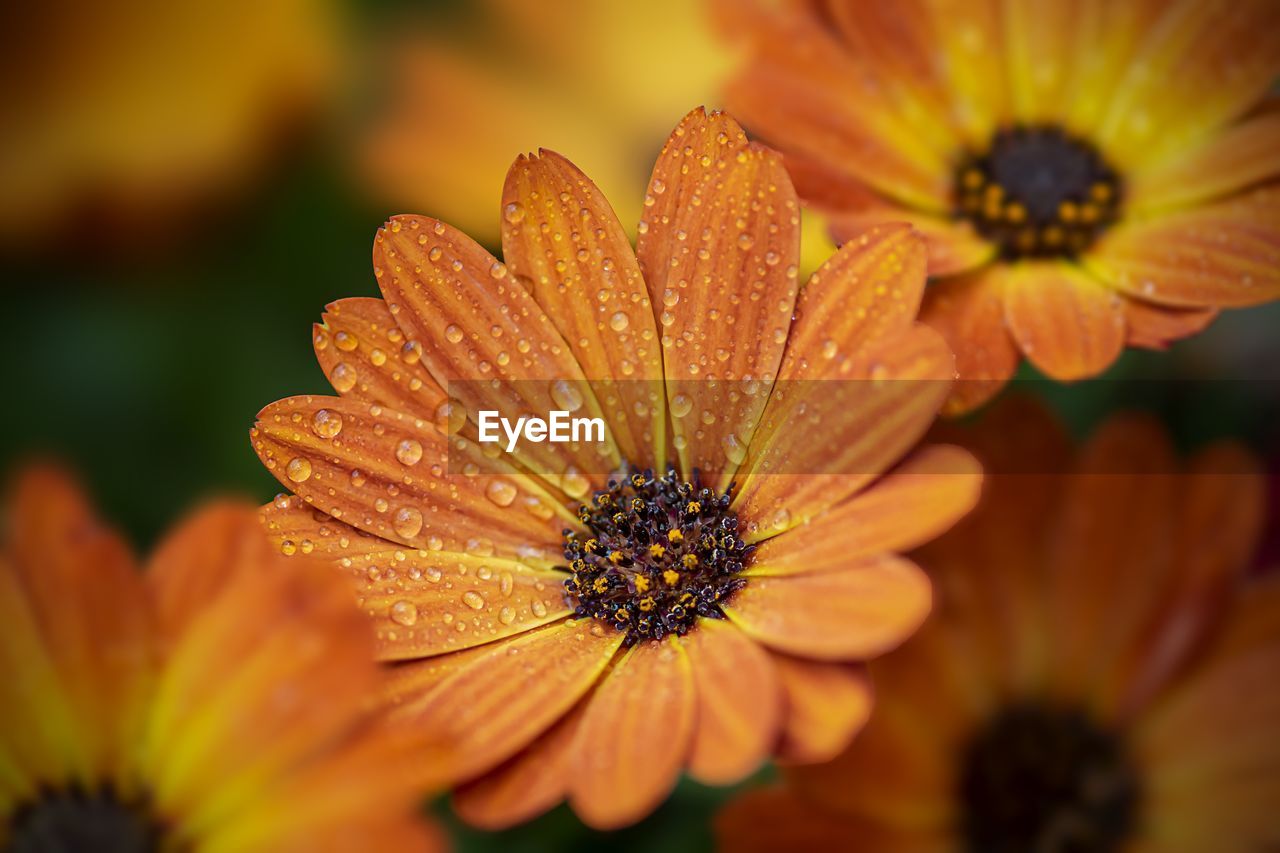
[955, 125, 1122, 259]
[562, 467, 751, 644]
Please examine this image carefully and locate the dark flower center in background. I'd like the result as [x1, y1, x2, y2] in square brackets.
[562, 466, 751, 644]
[9, 787, 165, 853]
[955, 125, 1122, 259]
[960, 703, 1139, 853]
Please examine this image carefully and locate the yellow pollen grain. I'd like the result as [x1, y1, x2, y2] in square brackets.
[663, 569, 681, 586]
[962, 168, 984, 190]
[593, 577, 609, 593]
[681, 554, 698, 569]
[635, 575, 650, 593]
[1058, 200, 1078, 223]
[1080, 203, 1100, 224]
[615, 607, 629, 621]
[639, 596, 655, 612]
[648, 543, 666, 559]
[608, 551, 626, 564]
[667, 529, 684, 543]
[1005, 201, 1026, 223]
[687, 501, 701, 513]
[1090, 182, 1112, 203]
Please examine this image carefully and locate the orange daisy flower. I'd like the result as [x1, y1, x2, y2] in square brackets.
[717, 400, 1275, 851]
[724, 0, 1280, 412]
[252, 108, 982, 829]
[0, 466, 442, 851]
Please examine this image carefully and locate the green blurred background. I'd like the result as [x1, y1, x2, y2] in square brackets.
[1, 0, 1277, 849]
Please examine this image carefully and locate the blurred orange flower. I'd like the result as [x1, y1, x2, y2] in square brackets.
[0, 466, 441, 851]
[253, 108, 980, 829]
[725, 0, 1280, 412]
[358, 0, 734, 246]
[0, 0, 336, 249]
[718, 401, 1274, 851]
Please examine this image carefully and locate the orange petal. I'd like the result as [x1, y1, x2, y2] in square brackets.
[312, 296, 448, 417]
[142, 540, 381, 831]
[1107, 442, 1264, 717]
[1096, 0, 1280, 171]
[920, 268, 1019, 416]
[501, 150, 665, 470]
[783, 223, 929, 364]
[1042, 415, 1179, 710]
[770, 655, 872, 765]
[1003, 261, 1126, 380]
[714, 787, 862, 852]
[749, 444, 982, 576]
[404, 619, 622, 787]
[1001, 0, 1086, 124]
[683, 619, 781, 785]
[724, 556, 931, 661]
[723, 6, 954, 209]
[6, 465, 151, 790]
[1085, 184, 1280, 308]
[634, 108, 800, 486]
[569, 637, 695, 829]
[451, 698, 588, 830]
[148, 502, 282, 641]
[1124, 297, 1218, 350]
[1130, 110, 1280, 214]
[373, 214, 621, 482]
[252, 394, 568, 562]
[829, 210, 995, 278]
[352, 555, 570, 661]
[733, 323, 954, 539]
[916, 0, 1008, 144]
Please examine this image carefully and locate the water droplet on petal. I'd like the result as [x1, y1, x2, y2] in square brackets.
[396, 439, 424, 466]
[462, 591, 485, 610]
[311, 409, 343, 439]
[390, 600, 418, 626]
[670, 394, 693, 418]
[286, 457, 313, 483]
[330, 363, 357, 393]
[549, 379, 584, 412]
[485, 479, 517, 507]
[393, 506, 423, 539]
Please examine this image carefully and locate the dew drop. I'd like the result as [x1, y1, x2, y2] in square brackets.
[462, 591, 485, 610]
[389, 600, 418, 626]
[498, 606, 516, 625]
[311, 408, 343, 439]
[392, 506, 424, 539]
[444, 324, 464, 344]
[549, 379, 584, 412]
[485, 479, 517, 507]
[721, 433, 748, 466]
[286, 457, 313, 483]
[330, 363, 357, 393]
[609, 312, 630, 332]
[670, 394, 693, 418]
[396, 438, 424, 466]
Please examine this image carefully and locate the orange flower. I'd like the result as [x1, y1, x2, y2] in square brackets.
[0, 466, 442, 852]
[252, 108, 981, 829]
[0, 0, 335, 249]
[724, 0, 1280, 412]
[717, 401, 1275, 851]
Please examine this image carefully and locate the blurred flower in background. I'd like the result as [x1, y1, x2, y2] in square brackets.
[0, 0, 338, 253]
[252, 108, 979, 830]
[724, 0, 1280, 413]
[356, 0, 734, 246]
[717, 400, 1276, 851]
[0, 466, 442, 851]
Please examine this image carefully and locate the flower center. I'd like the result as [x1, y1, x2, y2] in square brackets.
[959, 704, 1139, 853]
[8, 787, 165, 853]
[955, 125, 1122, 259]
[562, 467, 751, 644]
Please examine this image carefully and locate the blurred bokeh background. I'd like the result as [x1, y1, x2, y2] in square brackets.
[1, 1, 1276, 849]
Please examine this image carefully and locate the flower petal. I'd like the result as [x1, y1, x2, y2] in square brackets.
[771, 655, 872, 765]
[404, 619, 623, 787]
[920, 268, 1019, 416]
[252, 395, 569, 562]
[569, 637, 695, 829]
[501, 150, 665, 470]
[1130, 110, 1280, 214]
[635, 108, 800, 487]
[749, 444, 982, 577]
[683, 619, 781, 785]
[451, 699, 588, 830]
[829, 211, 995, 278]
[733, 323, 954, 540]
[373, 214, 621, 484]
[714, 787, 864, 852]
[1002, 0, 1087, 124]
[724, 556, 931, 661]
[1003, 261, 1126, 380]
[1085, 184, 1280, 307]
[353, 555, 570, 661]
[313, 297, 448, 417]
[1124, 298, 1218, 350]
[1096, 0, 1280, 171]
[6, 466, 150, 790]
